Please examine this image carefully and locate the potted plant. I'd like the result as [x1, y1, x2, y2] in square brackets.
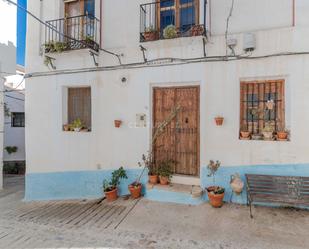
[114, 120, 122, 128]
[157, 159, 174, 185]
[128, 181, 142, 199]
[191, 24, 204, 36]
[138, 152, 158, 184]
[143, 26, 158, 41]
[103, 167, 128, 201]
[63, 124, 70, 131]
[239, 125, 251, 139]
[214, 116, 224, 126]
[262, 122, 275, 140]
[206, 160, 225, 208]
[163, 25, 178, 39]
[72, 118, 83, 132]
[277, 129, 289, 140]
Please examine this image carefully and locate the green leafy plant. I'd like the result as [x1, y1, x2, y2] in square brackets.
[262, 122, 275, 133]
[163, 25, 178, 39]
[103, 167, 128, 192]
[54, 41, 68, 53]
[71, 118, 83, 131]
[207, 160, 221, 185]
[44, 41, 55, 53]
[5, 146, 18, 154]
[208, 186, 225, 194]
[157, 159, 175, 180]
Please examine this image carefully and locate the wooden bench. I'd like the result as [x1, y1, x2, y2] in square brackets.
[246, 174, 309, 218]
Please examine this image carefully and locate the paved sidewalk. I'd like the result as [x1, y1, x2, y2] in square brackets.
[0, 175, 308, 249]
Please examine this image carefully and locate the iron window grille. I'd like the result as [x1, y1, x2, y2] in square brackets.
[240, 80, 285, 136]
[140, 0, 206, 42]
[11, 112, 25, 127]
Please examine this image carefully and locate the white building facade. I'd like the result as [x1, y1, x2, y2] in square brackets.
[25, 0, 309, 203]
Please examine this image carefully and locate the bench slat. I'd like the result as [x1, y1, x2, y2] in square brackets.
[246, 174, 309, 210]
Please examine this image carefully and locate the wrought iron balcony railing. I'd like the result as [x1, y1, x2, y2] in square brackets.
[44, 14, 100, 53]
[140, 0, 206, 42]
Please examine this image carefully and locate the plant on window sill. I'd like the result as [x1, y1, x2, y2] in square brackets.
[163, 25, 178, 39]
[5, 146, 18, 154]
[63, 118, 90, 132]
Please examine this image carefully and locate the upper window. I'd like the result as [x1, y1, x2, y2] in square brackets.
[11, 112, 25, 127]
[140, 0, 204, 42]
[66, 87, 91, 131]
[158, 0, 198, 33]
[240, 80, 287, 141]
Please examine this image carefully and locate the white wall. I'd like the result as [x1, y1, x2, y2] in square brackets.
[0, 1, 17, 46]
[25, 0, 309, 176]
[4, 85, 25, 162]
[210, 0, 293, 35]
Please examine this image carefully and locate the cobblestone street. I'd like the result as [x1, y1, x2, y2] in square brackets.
[0, 176, 308, 249]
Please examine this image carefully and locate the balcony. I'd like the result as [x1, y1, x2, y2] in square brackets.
[44, 14, 100, 53]
[140, 0, 206, 42]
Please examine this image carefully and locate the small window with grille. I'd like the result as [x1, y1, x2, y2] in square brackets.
[240, 80, 287, 141]
[11, 112, 25, 127]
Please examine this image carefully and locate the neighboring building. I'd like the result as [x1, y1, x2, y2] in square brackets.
[25, 0, 309, 204]
[0, 0, 26, 186]
[3, 81, 25, 174]
[0, 0, 17, 189]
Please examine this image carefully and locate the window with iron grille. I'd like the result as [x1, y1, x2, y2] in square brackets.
[68, 87, 91, 130]
[240, 80, 285, 137]
[11, 112, 25, 127]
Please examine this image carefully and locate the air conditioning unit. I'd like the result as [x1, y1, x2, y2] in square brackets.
[243, 33, 256, 52]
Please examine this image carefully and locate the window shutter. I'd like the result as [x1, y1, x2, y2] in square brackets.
[68, 87, 91, 129]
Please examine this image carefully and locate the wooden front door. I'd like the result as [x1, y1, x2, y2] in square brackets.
[153, 86, 200, 176]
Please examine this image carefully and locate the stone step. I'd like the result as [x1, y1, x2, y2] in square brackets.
[145, 183, 204, 205]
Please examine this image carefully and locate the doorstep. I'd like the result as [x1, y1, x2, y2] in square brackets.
[144, 183, 204, 205]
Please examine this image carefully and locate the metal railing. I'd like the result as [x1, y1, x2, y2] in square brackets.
[44, 14, 100, 53]
[140, 0, 206, 42]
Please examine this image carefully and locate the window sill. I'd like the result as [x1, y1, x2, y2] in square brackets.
[239, 138, 290, 142]
[62, 129, 91, 133]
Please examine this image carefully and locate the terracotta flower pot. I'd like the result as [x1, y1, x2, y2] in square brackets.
[149, 175, 158, 184]
[159, 176, 169, 185]
[207, 187, 225, 208]
[63, 124, 70, 131]
[191, 25, 204, 36]
[144, 31, 158, 41]
[104, 188, 118, 202]
[114, 120, 122, 128]
[215, 117, 224, 126]
[240, 131, 250, 139]
[128, 184, 142, 199]
[277, 131, 288, 140]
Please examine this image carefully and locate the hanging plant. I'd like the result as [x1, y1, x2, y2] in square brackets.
[5, 146, 18, 154]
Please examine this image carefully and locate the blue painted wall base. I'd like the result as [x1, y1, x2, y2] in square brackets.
[25, 164, 309, 208]
[201, 163, 309, 205]
[25, 169, 147, 201]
